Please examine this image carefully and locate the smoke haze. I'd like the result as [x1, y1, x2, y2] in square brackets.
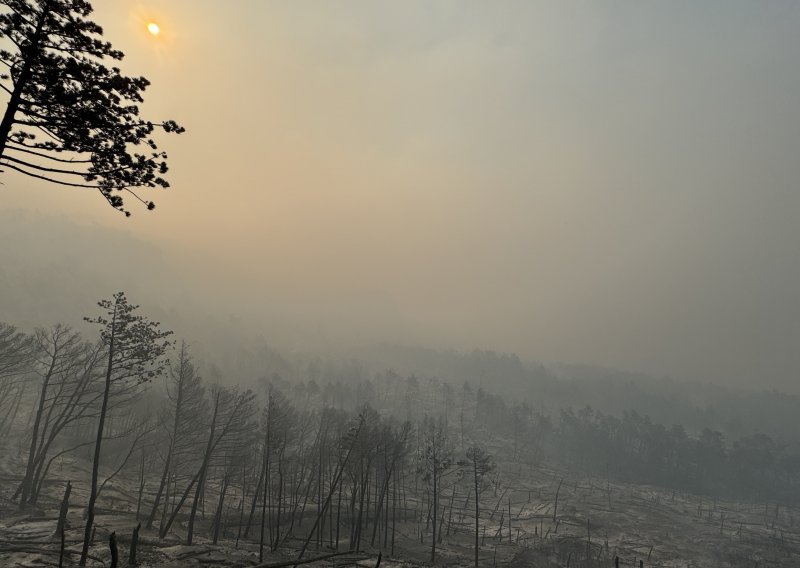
[2, 1, 800, 391]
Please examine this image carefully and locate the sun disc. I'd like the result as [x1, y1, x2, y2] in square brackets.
[147, 22, 160, 36]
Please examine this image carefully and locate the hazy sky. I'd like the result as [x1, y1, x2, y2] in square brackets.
[3, 1, 800, 390]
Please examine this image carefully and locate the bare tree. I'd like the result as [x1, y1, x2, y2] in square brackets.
[294, 412, 366, 564]
[422, 415, 453, 565]
[464, 445, 494, 568]
[254, 387, 298, 559]
[158, 384, 255, 543]
[370, 421, 411, 547]
[16, 325, 96, 508]
[146, 342, 206, 529]
[0, 322, 33, 432]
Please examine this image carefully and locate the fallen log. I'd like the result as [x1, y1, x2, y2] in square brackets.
[251, 549, 369, 568]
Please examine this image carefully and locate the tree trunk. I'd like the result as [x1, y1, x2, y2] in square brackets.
[80, 303, 118, 566]
[553, 478, 563, 522]
[446, 486, 456, 537]
[212, 474, 229, 544]
[146, 444, 171, 529]
[294, 415, 364, 564]
[109, 532, 118, 568]
[19, 353, 56, 510]
[55, 481, 71, 539]
[474, 459, 480, 568]
[58, 525, 65, 568]
[508, 499, 512, 544]
[259, 394, 272, 563]
[136, 449, 146, 521]
[335, 476, 342, 550]
[431, 450, 438, 564]
[0, 0, 51, 158]
[273, 451, 284, 551]
[160, 392, 222, 540]
[186, 391, 221, 545]
[391, 467, 397, 557]
[245, 448, 267, 538]
[129, 523, 140, 566]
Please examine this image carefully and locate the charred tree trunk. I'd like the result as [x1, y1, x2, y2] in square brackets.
[294, 415, 364, 564]
[160, 391, 222, 540]
[553, 478, 563, 523]
[186, 391, 221, 545]
[335, 476, 343, 550]
[259, 395, 272, 563]
[212, 474, 230, 544]
[473, 460, 480, 568]
[18, 350, 56, 510]
[146, 444, 171, 529]
[0, 0, 51, 157]
[80, 304, 118, 566]
[129, 523, 140, 566]
[136, 449, 146, 521]
[245, 448, 267, 538]
[55, 481, 71, 539]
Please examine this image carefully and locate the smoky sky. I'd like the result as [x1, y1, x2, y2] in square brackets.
[2, 1, 800, 391]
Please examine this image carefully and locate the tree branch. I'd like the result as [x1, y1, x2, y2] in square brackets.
[0, 160, 97, 187]
[5, 142, 92, 163]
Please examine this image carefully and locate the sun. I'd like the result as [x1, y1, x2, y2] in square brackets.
[146, 22, 160, 36]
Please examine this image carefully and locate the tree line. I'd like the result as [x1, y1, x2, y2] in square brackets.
[469, 387, 800, 505]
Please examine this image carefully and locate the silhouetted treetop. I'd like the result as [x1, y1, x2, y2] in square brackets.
[0, 0, 184, 215]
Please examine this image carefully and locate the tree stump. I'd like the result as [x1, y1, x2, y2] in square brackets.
[55, 481, 71, 537]
[109, 531, 118, 568]
[129, 523, 141, 566]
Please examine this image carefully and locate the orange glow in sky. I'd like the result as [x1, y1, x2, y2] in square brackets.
[147, 22, 160, 36]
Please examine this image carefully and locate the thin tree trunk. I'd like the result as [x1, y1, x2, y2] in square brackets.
[383, 473, 390, 549]
[160, 392, 222, 540]
[212, 473, 230, 544]
[146, 445, 171, 529]
[80, 303, 118, 566]
[329, 460, 335, 547]
[273, 451, 284, 551]
[186, 391, 221, 545]
[316, 439, 322, 549]
[236, 498, 245, 548]
[391, 467, 397, 557]
[335, 476, 342, 551]
[259, 394, 272, 563]
[431, 452, 438, 564]
[149, 344, 190, 528]
[508, 498, 512, 544]
[136, 448, 146, 521]
[553, 478, 563, 522]
[294, 415, 364, 565]
[19, 352, 56, 510]
[446, 486, 456, 537]
[474, 459, 480, 568]
[160, 473, 171, 531]
[245, 449, 266, 538]
[55, 481, 71, 539]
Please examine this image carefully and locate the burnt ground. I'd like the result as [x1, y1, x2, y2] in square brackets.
[2, 440, 799, 567]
